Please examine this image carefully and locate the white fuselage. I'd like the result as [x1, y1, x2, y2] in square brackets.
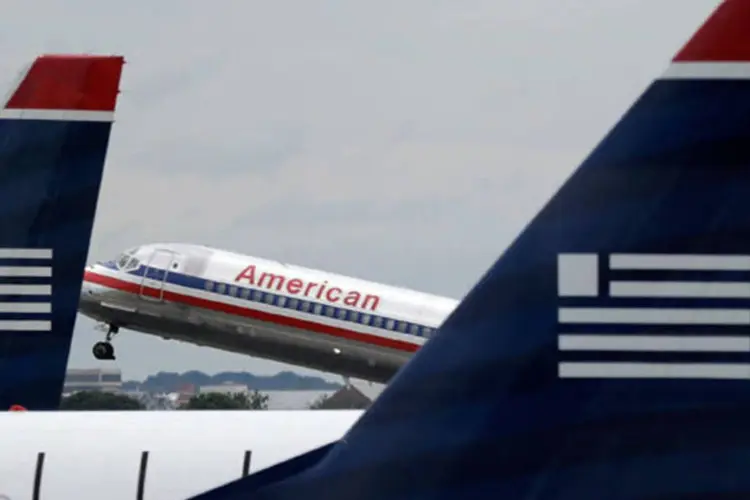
[79, 243, 458, 382]
[0, 410, 361, 499]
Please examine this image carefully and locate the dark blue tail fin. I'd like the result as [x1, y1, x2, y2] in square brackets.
[192, 1, 750, 498]
[0, 55, 124, 411]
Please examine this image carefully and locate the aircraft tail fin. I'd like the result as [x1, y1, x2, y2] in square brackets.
[192, 0, 750, 498]
[0, 54, 124, 410]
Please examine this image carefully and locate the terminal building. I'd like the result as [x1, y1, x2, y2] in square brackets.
[63, 368, 122, 394]
[198, 383, 250, 396]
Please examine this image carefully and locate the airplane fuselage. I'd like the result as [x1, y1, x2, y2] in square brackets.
[80, 243, 458, 382]
[0, 410, 361, 499]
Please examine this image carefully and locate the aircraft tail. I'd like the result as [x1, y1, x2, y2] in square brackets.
[0, 55, 124, 410]
[191, 0, 750, 498]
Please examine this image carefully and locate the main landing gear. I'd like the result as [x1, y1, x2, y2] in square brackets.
[92, 324, 119, 360]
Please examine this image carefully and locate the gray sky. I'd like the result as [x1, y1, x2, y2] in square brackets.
[2, 0, 718, 381]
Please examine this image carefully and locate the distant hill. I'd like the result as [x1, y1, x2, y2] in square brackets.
[121, 370, 343, 393]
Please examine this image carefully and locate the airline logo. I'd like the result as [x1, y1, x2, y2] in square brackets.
[234, 265, 381, 311]
[0, 248, 52, 332]
[556, 253, 750, 380]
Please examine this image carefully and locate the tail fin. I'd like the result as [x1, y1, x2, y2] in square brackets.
[0, 55, 124, 411]
[191, 1, 750, 498]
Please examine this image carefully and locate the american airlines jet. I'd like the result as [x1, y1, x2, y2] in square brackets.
[79, 244, 459, 383]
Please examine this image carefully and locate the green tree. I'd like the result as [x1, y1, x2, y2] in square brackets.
[307, 394, 331, 409]
[182, 390, 269, 410]
[59, 390, 145, 410]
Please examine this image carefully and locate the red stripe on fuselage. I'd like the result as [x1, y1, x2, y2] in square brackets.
[83, 271, 420, 353]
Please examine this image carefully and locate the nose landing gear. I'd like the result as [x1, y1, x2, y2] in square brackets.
[92, 324, 119, 360]
[92, 341, 115, 360]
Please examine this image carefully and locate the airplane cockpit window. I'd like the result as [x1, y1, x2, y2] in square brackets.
[115, 247, 142, 272]
[123, 258, 141, 271]
[116, 254, 130, 269]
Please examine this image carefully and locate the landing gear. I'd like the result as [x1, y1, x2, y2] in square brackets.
[92, 341, 115, 360]
[92, 324, 119, 360]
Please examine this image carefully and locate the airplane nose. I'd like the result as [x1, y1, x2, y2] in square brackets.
[81, 267, 96, 299]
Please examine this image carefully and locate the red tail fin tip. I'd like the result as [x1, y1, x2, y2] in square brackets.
[673, 0, 750, 62]
[663, 1, 750, 80]
[3, 54, 125, 113]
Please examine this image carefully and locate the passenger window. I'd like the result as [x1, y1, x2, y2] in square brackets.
[264, 294, 274, 305]
[397, 322, 407, 333]
[300, 301, 311, 312]
[324, 306, 335, 317]
[409, 324, 419, 335]
[372, 316, 383, 328]
[251, 290, 263, 301]
[423, 328, 433, 338]
[229, 286, 238, 297]
[287, 298, 298, 309]
[385, 319, 395, 330]
[240, 288, 250, 299]
[360, 314, 371, 325]
[313, 304, 323, 315]
[277, 297, 287, 307]
[216, 283, 226, 294]
[336, 308, 346, 320]
[204, 281, 214, 291]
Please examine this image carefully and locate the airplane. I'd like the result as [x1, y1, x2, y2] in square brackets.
[2, 0, 746, 498]
[0, 54, 125, 410]
[181, 0, 750, 498]
[0, 410, 361, 499]
[79, 243, 460, 383]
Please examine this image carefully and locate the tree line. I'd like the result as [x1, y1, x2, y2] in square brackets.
[58, 390, 270, 410]
[122, 370, 342, 393]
